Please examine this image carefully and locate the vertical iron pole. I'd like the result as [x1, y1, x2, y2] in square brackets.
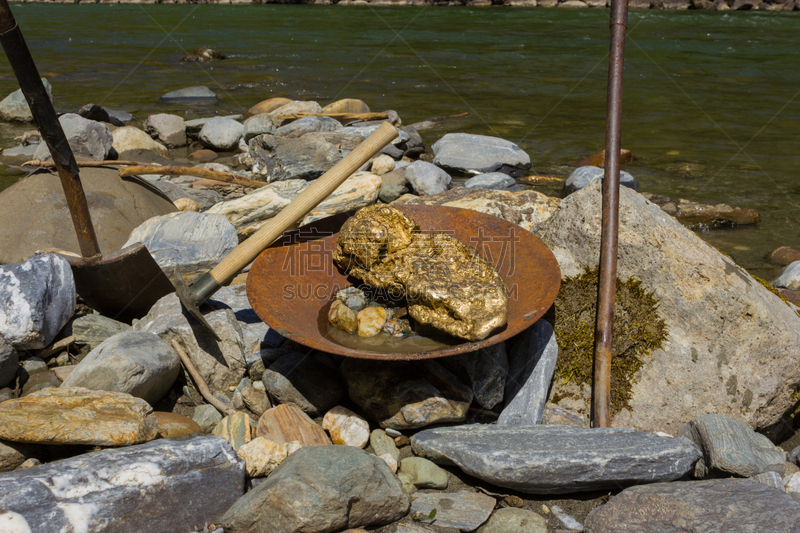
[593, 0, 629, 428]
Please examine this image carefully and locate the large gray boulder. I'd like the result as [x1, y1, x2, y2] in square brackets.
[676, 413, 786, 478]
[404, 161, 452, 196]
[123, 211, 237, 283]
[537, 181, 800, 435]
[0, 254, 75, 350]
[0, 435, 245, 533]
[133, 293, 248, 394]
[0, 167, 176, 265]
[199, 116, 244, 151]
[0, 342, 18, 389]
[498, 319, 559, 425]
[411, 424, 701, 494]
[221, 445, 410, 533]
[0, 79, 52, 122]
[61, 331, 180, 406]
[144, 113, 187, 148]
[585, 478, 800, 532]
[247, 134, 343, 182]
[432, 133, 531, 175]
[32, 113, 113, 161]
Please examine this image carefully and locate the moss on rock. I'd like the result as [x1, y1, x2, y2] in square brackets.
[553, 267, 668, 415]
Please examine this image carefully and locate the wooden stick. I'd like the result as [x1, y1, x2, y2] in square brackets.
[171, 339, 235, 417]
[36, 335, 75, 359]
[274, 111, 388, 124]
[119, 165, 265, 188]
[23, 159, 150, 168]
[519, 175, 566, 185]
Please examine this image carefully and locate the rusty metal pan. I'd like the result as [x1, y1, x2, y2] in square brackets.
[247, 205, 561, 360]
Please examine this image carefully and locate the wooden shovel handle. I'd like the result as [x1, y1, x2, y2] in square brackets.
[207, 121, 398, 286]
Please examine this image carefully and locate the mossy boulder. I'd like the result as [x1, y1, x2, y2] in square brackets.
[537, 181, 800, 436]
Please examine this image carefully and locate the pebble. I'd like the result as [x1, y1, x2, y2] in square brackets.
[322, 405, 370, 448]
[370, 429, 400, 461]
[404, 160, 452, 196]
[336, 286, 369, 312]
[199, 116, 245, 151]
[385, 428, 402, 437]
[379, 453, 398, 473]
[174, 197, 200, 211]
[371, 154, 396, 175]
[192, 404, 223, 434]
[236, 436, 302, 477]
[357, 306, 388, 337]
[397, 457, 448, 494]
[479, 508, 549, 533]
[212, 411, 253, 452]
[410, 491, 495, 531]
[154, 411, 202, 438]
[329, 299, 358, 334]
[382, 318, 413, 338]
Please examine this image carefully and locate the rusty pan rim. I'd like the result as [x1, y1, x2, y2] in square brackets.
[247, 205, 561, 360]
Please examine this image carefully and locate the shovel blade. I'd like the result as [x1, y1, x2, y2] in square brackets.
[64, 243, 175, 323]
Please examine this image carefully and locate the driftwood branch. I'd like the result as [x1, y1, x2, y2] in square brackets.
[22, 159, 149, 168]
[519, 174, 566, 185]
[275, 111, 388, 124]
[119, 165, 265, 188]
[171, 339, 235, 417]
[36, 336, 75, 360]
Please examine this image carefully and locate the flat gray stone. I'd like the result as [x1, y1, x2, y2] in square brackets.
[499, 320, 558, 425]
[63, 314, 131, 352]
[432, 133, 530, 175]
[339, 123, 408, 146]
[0, 254, 75, 350]
[199, 116, 244, 152]
[262, 351, 344, 417]
[465, 172, 516, 190]
[0, 342, 18, 389]
[410, 491, 495, 531]
[773, 260, 800, 291]
[442, 343, 507, 410]
[144, 113, 187, 148]
[159, 85, 217, 104]
[676, 413, 786, 478]
[221, 445, 409, 533]
[411, 424, 702, 494]
[478, 507, 548, 533]
[0, 79, 52, 122]
[585, 478, 800, 532]
[123, 211, 237, 283]
[0, 435, 245, 532]
[33, 113, 113, 161]
[274, 115, 341, 138]
[404, 160, 452, 196]
[563, 165, 639, 195]
[61, 331, 180, 406]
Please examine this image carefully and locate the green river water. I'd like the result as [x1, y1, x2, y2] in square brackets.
[0, 5, 797, 278]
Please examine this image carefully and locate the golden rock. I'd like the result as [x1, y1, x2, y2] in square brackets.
[333, 205, 508, 341]
[357, 306, 389, 338]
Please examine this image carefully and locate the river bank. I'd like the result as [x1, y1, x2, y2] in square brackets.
[12, 0, 800, 11]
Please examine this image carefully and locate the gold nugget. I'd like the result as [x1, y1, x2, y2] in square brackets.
[333, 205, 508, 341]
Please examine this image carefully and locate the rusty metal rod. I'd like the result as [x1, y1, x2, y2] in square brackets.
[593, 0, 629, 429]
[0, 0, 101, 259]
